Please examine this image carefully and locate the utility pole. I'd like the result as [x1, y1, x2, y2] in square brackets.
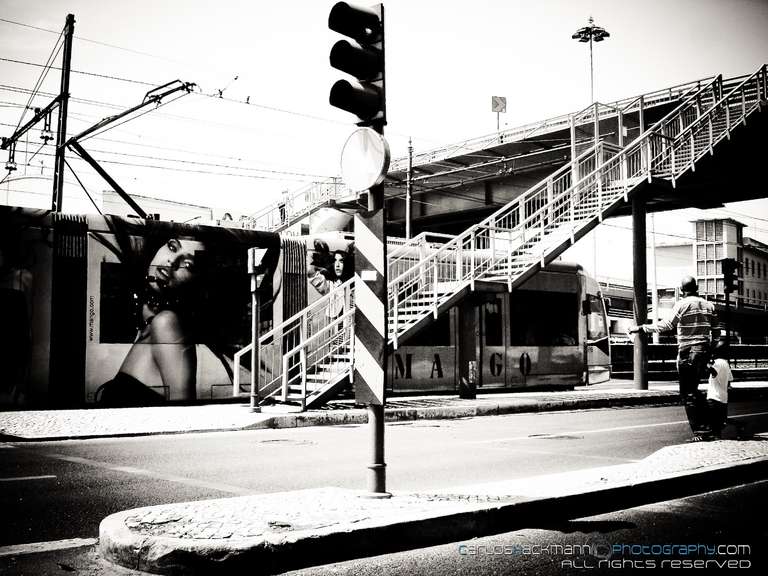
[406, 137, 413, 239]
[52, 14, 75, 212]
[1, 14, 74, 208]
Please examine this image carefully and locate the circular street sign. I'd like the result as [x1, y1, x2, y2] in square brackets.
[340, 127, 391, 192]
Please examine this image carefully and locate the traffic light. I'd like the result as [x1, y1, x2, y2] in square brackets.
[328, 2, 385, 132]
[722, 258, 738, 293]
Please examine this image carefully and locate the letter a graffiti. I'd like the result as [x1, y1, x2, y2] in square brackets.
[430, 354, 443, 379]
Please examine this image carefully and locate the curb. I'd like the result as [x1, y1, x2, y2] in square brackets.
[0, 392, 681, 441]
[99, 456, 768, 575]
[246, 392, 680, 430]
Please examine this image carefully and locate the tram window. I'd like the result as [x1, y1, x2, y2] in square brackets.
[484, 300, 503, 346]
[405, 312, 451, 346]
[586, 296, 608, 340]
[509, 291, 578, 346]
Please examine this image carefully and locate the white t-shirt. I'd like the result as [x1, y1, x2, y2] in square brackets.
[707, 358, 733, 404]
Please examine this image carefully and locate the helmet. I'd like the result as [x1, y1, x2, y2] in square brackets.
[680, 275, 698, 295]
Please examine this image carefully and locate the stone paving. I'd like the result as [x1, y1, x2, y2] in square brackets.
[0, 404, 274, 440]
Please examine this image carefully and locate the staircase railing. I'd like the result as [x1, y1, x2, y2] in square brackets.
[389, 75, 722, 172]
[256, 277, 354, 401]
[387, 65, 768, 348]
[279, 307, 355, 409]
[245, 232, 456, 402]
[240, 178, 352, 233]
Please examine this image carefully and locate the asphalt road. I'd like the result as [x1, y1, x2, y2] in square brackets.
[1, 401, 767, 549]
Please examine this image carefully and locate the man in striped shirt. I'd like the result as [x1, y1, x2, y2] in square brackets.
[631, 276, 720, 439]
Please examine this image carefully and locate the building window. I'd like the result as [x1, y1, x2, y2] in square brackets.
[715, 221, 723, 241]
[715, 244, 724, 259]
[509, 291, 578, 346]
[745, 258, 750, 276]
[705, 221, 714, 241]
[484, 300, 503, 346]
[696, 221, 705, 241]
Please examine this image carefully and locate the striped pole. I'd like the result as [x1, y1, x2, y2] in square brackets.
[354, 188, 389, 496]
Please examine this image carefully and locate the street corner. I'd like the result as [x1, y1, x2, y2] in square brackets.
[96, 487, 534, 575]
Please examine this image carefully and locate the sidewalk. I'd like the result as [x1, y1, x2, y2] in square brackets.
[1, 380, 766, 441]
[99, 436, 768, 575]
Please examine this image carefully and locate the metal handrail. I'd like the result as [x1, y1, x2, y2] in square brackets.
[388, 138, 604, 286]
[389, 74, 722, 172]
[258, 277, 354, 346]
[242, 178, 353, 232]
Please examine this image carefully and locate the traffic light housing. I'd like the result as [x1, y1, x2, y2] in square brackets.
[722, 257, 738, 293]
[329, 2, 385, 132]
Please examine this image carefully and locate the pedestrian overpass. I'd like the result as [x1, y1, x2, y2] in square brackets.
[235, 65, 768, 410]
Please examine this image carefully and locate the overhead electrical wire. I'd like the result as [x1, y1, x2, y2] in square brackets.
[11, 28, 64, 133]
[14, 147, 324, 183]
[0, 17, 184, 65]
[0, 119, 334, 181]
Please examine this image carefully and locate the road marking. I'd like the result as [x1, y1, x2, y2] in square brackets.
[46, 453, 252, 495]
[0, 475, 56, 482]
[466, 410, 768, 445]
[0, 538, 98, 558]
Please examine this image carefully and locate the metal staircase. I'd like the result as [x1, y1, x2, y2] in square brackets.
[234, 232, 455, 409]
[240, 65, 766, 410]
[388, 67, 766, 348]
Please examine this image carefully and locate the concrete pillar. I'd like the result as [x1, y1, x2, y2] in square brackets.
[632, 194, 649, 390]
[458, 298, 479, 399]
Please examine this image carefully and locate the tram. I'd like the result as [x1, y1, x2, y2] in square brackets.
[1, 205, 609, 407]
[388, 262, 611, 393]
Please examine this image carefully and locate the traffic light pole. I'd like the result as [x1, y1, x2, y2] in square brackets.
[364, 178, 388, 496]
[329, 1, 389, 497]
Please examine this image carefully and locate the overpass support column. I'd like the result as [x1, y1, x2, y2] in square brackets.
[458, 298, 479, 399]
[632, 194, 648, 390]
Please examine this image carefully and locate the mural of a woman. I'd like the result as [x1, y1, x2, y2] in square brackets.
[96, 236, 209, 406]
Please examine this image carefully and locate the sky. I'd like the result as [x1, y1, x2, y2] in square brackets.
[1, 0, 767, 281]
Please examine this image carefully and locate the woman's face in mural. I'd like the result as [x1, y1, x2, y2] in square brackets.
[147, 238, 205, 292]
[333, 252, 345, 278]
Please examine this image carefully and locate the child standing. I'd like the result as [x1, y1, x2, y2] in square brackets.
[706, 341, 733, 439]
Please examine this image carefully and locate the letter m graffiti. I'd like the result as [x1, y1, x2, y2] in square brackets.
[394, 353, 412, 379]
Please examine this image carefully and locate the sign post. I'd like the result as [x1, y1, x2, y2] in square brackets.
[491, 95, 506, 131]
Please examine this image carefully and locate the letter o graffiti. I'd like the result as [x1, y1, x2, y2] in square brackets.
[490, 352, 503, 377]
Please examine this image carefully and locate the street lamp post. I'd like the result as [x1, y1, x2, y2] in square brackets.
[571, 16, 610, 103]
